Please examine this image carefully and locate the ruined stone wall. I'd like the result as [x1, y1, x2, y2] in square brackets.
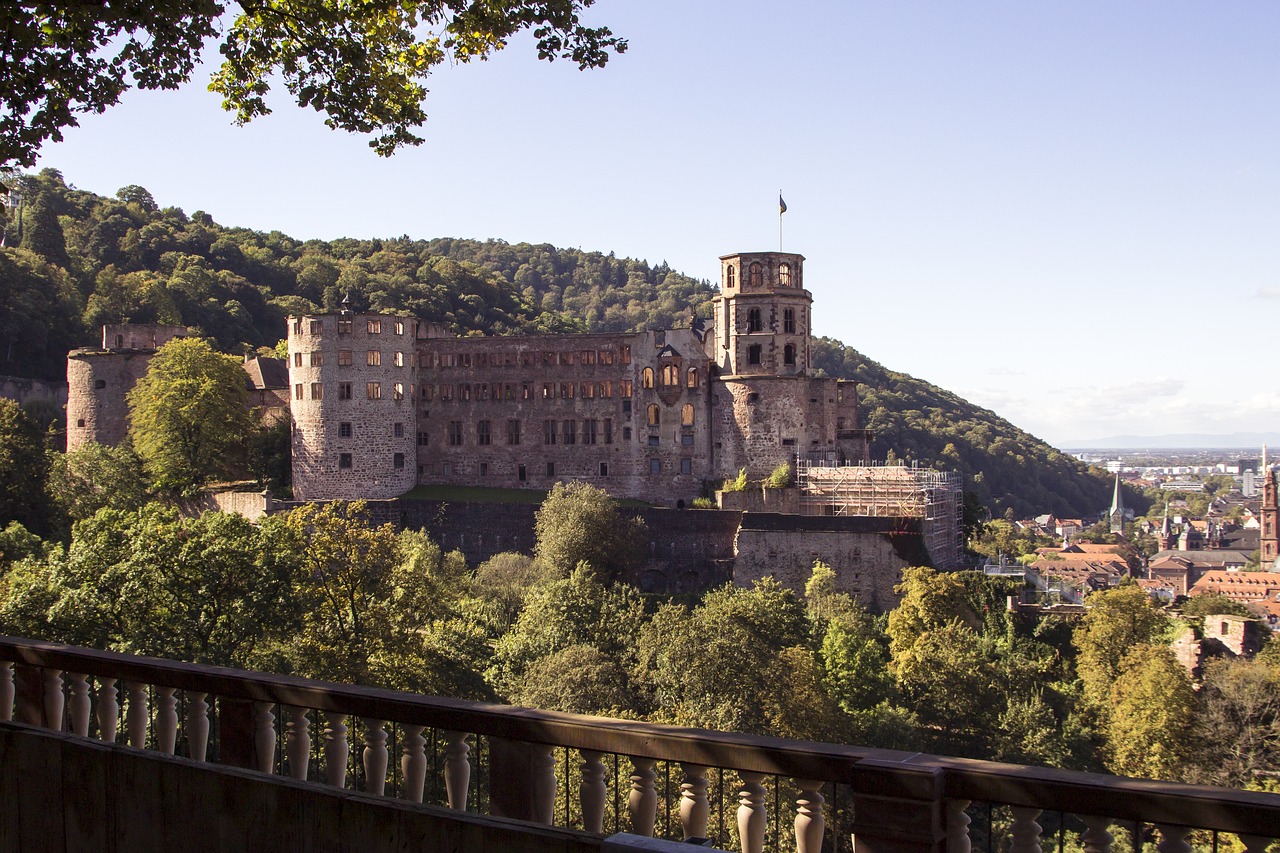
[0, 376, 67, 408]
[100, 324, 187, 351]
[65, 350, 154, 451]
[732, 514, 928, 612]
[288, 314, 417, 500]
[415, 329, 714, 505]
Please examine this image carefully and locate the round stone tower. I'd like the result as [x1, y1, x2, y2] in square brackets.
[288, 311, 418, 500]
[712, 251, 811, 377]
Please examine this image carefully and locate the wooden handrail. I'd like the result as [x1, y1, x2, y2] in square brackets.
[2, 636, 1278, 837]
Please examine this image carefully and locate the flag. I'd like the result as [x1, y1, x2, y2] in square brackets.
[779, 194, 788, 215]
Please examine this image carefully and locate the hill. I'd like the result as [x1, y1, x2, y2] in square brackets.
[1, 169, 1111, 517]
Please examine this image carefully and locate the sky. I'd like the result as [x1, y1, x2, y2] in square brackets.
[31, 1, 1280, 448]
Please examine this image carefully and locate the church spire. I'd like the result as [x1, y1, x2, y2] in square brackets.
[1108, 473, 1125, 534]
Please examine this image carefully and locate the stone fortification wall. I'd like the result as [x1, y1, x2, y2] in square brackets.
[288, 313, 418, 500]
[716, 487, 801, 514]
[180, 487, 278, 522]
[100, 323, 187, 351]
[732, 514, 929, 611]
[415, 328, 714, 506]
[0, 375, 67, 408]
[65, 349, 155, 451]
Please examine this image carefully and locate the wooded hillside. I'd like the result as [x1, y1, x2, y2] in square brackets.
[1, 169, 1109, 517]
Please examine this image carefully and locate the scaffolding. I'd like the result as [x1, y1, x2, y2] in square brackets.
[795, 459, 964, 570]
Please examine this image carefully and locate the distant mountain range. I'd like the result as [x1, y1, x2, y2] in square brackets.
[1060, 433, 1280, 451]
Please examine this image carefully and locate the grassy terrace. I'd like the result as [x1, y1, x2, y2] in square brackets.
[400, 484, 650, 508]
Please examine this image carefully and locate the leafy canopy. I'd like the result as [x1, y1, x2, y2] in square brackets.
[2, 1, 626, 166]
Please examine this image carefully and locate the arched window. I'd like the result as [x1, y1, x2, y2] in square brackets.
[726, 265, 736, 288]
[747, 308, 762, 333]
[749, 262, 763, 287]
[642, 367, 654, 389]
[778, 262, 791, 287]
[660, 364, 679, 386]
[784, 344, 796, 365]
[783, 308, 795, 334]
[647, 404, 661, 426]
[681, 404, 695, 426]
[748, 345, 762, 365]
[686, 367, 698, 387]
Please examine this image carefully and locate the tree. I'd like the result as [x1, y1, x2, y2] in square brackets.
[127, 336, 253, 492]
[1191, 657, 1280, 788]
[2, 1, 626, 167]
[46, 442, 148, 528]
[1072, 583, 1169, 714]
[1103, 644, 1195, 780]
[0, 399, 51, 535]
[533, 481, 646, 580]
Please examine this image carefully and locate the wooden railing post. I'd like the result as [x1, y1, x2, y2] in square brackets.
[489, 736, 553, 823]
[851, 761, 947, 853]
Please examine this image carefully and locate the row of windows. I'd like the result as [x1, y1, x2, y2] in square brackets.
[338, 451, 406, 469]
[640, 366, 698, 388]
[293, 350, 408, 368]
[429, 458, 693, 479]
[431, 418, 620, 447]
[296, 381, 411, 401]
[426, 380, 634, 402]
[294, 318, 408, 336]
[743, 307, 799, 334]
[647, 404, 696, 426]
[426, 346, 631, 369]
[725, 261, 793, 289]
[741, 344, 797, 366]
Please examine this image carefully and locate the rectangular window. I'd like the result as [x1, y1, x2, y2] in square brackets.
[367, 382, 381, 400]
[600, 350, 614, 365]
[294, 383, 303, 400]
[395, 320, 404, 335]
[522, 383, 533, 400]
[543, 383, 555, 399]
[648, 435, 660, 446]
[477, 420, 491, 445]
[560, 352, 574, 366]
[623, 427, 632, 441]
[507, 419, 521, 445]
[338, 350, 352, 366]
[563, 420, 576, 445]
[604, 418, 613, 444]
[309, 319, 323, 334]
[480, 462, 488, 476]
[561, 382, 574, 399]
[442, 462, 452, 476]
[581, 350, 596, 365]
[440, 384, 453, 401]
[544, 419, 557, 445]
[339, 453, 352, 469]
[311, 352, 323, 367]
[650, 458, 661, 474]
[310, 382, 323, 400]
[583, 420, 597, 445]
[339, 422, 353, 438]
[622, 399, 632, 416]
[292, 319, 302, 335]
[448, 421, 463, 446]
[518, 464, 527, 482]
[417, 431, 428, 446]
[368, 319, 381, 334]
[599, 462, 609, 477]
[338, 317, 352, 334]
[393, 382, 404, 401]
[293, 352, 303, 367]
[680, 458, 692, 475]
[367, 350, 381, 366]
[477, 383, 489, 401]
[600, 381, 612, 398]
[393, 422, 404, 438]
[546, 462, 555, 477]
[422, 385, 434, 401]
[504, 384, 515, 400]
[620, 380, 632, 398]
[393, 452, 405, 469]
[620, 345, 631, 365]
[393, 351, 404, 367]
[682, 434, 695, 446]
[339, 382, 352, 400]
[582, 383, 595, 399]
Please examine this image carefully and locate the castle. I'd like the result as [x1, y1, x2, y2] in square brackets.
[287, 251, 873, 505]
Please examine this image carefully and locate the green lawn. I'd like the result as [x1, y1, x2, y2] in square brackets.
[399, 484, 650, 508]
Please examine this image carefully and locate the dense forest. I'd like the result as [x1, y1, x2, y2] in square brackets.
[1, 168, 1111, 516]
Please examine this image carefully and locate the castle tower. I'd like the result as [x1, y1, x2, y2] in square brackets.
[712, 252, 811, 377]
[1261, 457, 1278, 566]
[288, 311, 417, 500]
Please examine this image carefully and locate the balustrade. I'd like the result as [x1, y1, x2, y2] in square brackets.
[1, 636, 1277, 853]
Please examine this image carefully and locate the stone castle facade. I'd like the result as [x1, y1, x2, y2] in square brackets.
[287, 251, 873, 505]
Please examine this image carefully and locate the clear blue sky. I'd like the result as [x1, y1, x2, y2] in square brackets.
[34, 1, 1280, 447]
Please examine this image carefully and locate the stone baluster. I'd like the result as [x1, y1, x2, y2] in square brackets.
[946, 800, 972, 853]
[363, 718, 388, 795]
[737, 771, 767, 853]
[96, 678, 119, 741]
[629, 757, 658, 837]
[186, 692, 210, 762]
[125, 681, 148, 747]
[679, 764, 710, 842]
[1010, 807, 1043, 853]
[42, 668, 65, 731]
[1154, 824, 1192, 853]
[0, 661, 12, 722]
[1240, 836, 1273, 853]
[401, 724, 427, 803]
[155, 687, 178, 754]
[1080, 816, 1113, 853]
[580, 751, 607, 834]
[323, 711, 348, 788]
[533, 745, 557, 825]
[285, 706, 310, 780]
[67, 673, 91, 736]
[443, 730, 470, 811]
[794, 780, 825, 853]
[254, 701, 277, 773]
